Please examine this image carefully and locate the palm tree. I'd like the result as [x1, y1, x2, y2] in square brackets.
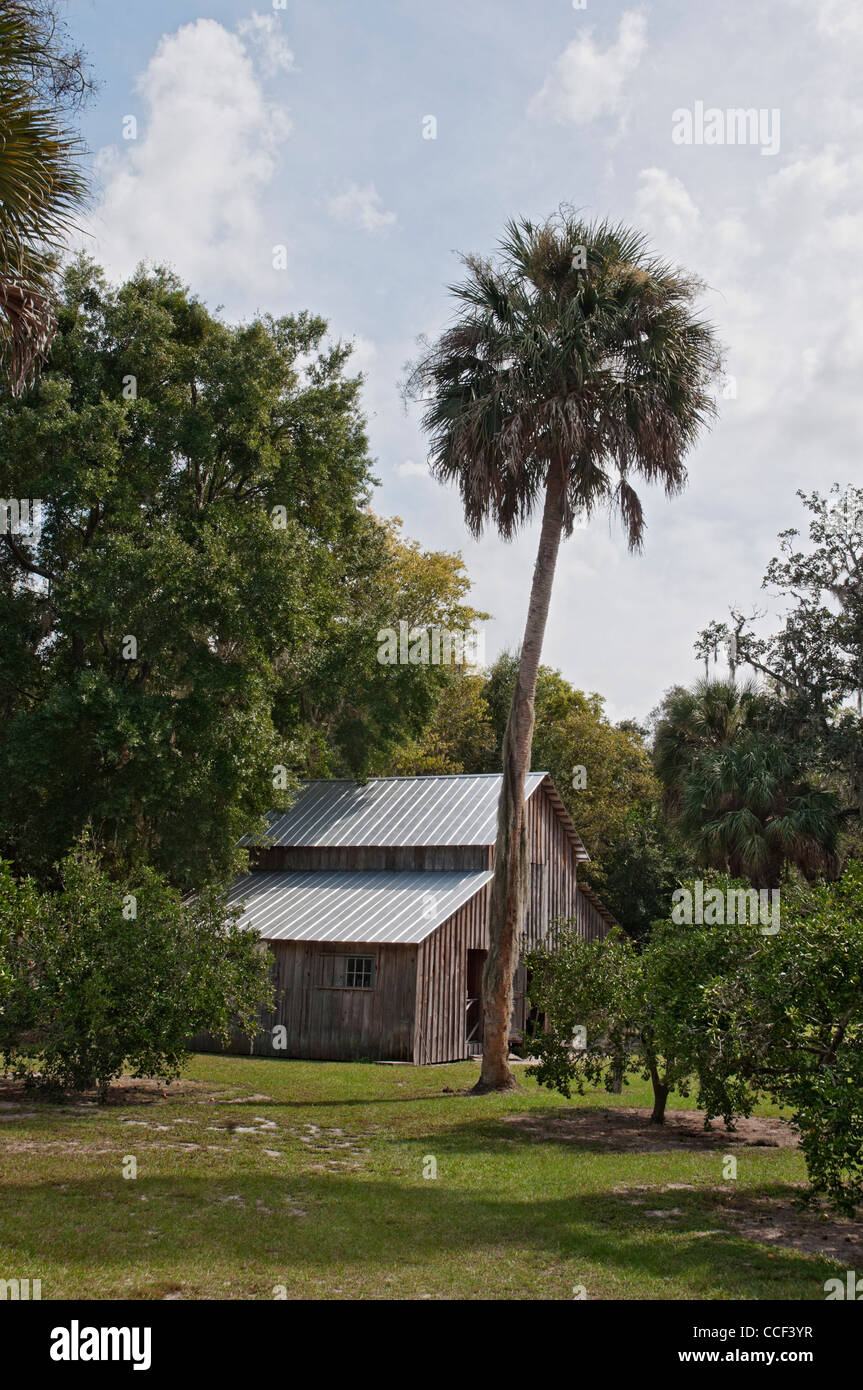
[0, 2, 87, 393]
[409, 212, 721, 1090]
[654, 678, 839, 888]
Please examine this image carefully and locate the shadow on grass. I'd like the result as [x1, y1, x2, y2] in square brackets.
[407, 1107, 797, 1157]
[1, 1073, 493, 1110]
[0, 1170, 840, 1300]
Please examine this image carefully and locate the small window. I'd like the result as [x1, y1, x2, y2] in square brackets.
[345, 955, 374, 989]
[317, 953, 375, 990]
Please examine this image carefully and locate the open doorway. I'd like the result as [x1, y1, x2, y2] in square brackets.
[465, 949, 486, 1054]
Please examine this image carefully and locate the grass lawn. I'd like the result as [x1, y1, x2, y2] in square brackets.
[0, 1054, 858, 1301]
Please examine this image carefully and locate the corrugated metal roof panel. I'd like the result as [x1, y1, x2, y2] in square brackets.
[226, 869, 494, 944]
[245, 772, 549, 849]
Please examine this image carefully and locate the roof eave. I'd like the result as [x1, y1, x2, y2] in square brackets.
[527, 773, 590, 862]
[577, 881, 620, 929]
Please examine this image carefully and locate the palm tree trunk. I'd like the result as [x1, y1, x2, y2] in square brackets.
[474, 460, 567, 1093]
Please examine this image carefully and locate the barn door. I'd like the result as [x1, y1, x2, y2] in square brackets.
[465, 949, 485, 1053]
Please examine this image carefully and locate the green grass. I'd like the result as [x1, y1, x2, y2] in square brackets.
[0, 1055, 850, 1300]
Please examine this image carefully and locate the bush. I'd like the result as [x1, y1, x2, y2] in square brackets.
[0, 840, 272, 1098]
[527, 864, 863, 1213]
[526, 907, 756, 1126]
[697, 863, 863, 1214]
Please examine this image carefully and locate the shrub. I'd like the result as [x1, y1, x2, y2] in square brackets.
[527, 864, 863, 1213]
[0, 840, 272, 1098]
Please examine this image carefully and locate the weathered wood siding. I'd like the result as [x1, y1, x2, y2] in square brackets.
[524, 783, 580, 944]
[254, 845, 490, 873]
[412, 784, 597, 1063]
[414, 884, 488, 1064]
[193, 939, 417, 1062]
[573, 890, 611, 942]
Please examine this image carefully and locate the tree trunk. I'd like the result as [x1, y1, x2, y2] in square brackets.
[474, 461, 567, 1093]
[649, 1065, 669, 1124]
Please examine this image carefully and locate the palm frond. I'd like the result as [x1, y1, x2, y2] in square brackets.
[407, 207, 721, 544]
[0, 6, 88, 392]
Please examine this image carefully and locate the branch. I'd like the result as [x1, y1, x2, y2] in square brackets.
[1, 532, 52, 579]
[818, 1009, 854, 1066]
[740, 650, 808, 693]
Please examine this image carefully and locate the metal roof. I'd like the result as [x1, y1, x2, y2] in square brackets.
[244, 772, 587, 858]
[225, 869, 494, 945]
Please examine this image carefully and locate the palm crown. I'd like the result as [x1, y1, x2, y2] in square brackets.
[654, 678, 839, 886]
[410, 212, 721, 546]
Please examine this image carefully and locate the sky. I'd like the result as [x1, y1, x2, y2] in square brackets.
[65, 0, 863, 723]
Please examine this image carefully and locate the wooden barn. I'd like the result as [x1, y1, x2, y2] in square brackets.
[199, 773, 616, 1064]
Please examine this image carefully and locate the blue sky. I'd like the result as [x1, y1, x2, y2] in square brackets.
[67, 0, 863, 720]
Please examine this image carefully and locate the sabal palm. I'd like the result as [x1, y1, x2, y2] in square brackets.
[654, 678, 838, 888]
[0, 4, 86, 393]
[411, 211, 721, 1089]
[654, 679, 773, 801]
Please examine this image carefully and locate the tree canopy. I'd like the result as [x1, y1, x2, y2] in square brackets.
[696, 485, 863, 838]
[0, 837, 271, 1098]
[0, 259, 482, 887]
[528, 863, 863, 1211]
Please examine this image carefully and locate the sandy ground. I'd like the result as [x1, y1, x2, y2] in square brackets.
[505, 1105, 863, 1262]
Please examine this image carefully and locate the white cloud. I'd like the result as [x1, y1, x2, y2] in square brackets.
[812, 0, 863, 41]
[237, 11, 296, 75]
[327, 183, 396, 233]
[395, 460, 429, 479]
[88, 18, 291, 291]
[634, 168, 700, 253]
[527, 10, 646, 126]
[761, 147, 852, 210]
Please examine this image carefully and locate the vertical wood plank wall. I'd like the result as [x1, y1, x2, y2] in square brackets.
[413, 883, 489, 1064]
[524, 784, 580, 946]
[193, 940, 417, 1062]
[572, 890, 611, 941]
[255, 845, 489, 872]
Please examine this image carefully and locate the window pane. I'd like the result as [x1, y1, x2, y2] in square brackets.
[345, 955, 373, 989]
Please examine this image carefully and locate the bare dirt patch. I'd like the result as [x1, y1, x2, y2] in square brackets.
[0, 1076, 237, 1107]
[504, 1105, 797, 1151]
[610, 1182, 863, 1263]
[711, 1190, 863, 1264]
